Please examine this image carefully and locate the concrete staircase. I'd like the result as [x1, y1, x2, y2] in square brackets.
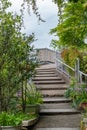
[32, 64, 81, 130]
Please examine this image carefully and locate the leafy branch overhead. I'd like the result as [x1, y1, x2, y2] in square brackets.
[23, 0, 45, 22]
[50, 0, 87, 48]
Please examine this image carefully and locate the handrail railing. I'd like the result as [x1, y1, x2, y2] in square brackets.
[56, 58, 75, 78]
[56, 58, 87, 85]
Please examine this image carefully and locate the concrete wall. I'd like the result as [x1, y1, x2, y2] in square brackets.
[37, 48, 56, 63]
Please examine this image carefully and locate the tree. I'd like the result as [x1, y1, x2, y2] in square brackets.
[0, 0, 37, 112]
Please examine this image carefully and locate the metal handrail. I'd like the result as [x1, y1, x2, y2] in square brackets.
[56, 59, 75, 71]
[56, 58, 87, 85]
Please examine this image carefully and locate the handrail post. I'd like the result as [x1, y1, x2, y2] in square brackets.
[75, 58, 80, 83]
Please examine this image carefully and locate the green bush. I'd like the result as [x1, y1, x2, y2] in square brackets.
[25, 83, 43, 105]
[0, 112, 37, 126]
[65, 79, 87, 108]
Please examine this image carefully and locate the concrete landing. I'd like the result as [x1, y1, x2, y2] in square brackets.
[32, 115, 81, 128]
[35, 128, 79, 130]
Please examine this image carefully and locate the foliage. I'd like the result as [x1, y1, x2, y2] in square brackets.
[0, 0, 37, 112]
[61, 46, 80, 67]
[0, 111, 37, 126]
[80, 111, 87, 130]
[22, 0, 45, 22]
[79, 54, 87, 73]
[61, 47, 87, 73]
[0, 112, 22, 126]
[25, 83, 43, 105]
[8, 96, 22, 113]
[50, 0, 87, 48]
[65, 79, 87, 108]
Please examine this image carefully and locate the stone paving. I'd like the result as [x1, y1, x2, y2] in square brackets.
[31, 64, 81, 130]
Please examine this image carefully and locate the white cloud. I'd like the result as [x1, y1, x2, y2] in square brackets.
[8, 0, 58, 49]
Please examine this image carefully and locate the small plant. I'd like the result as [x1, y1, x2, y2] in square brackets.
[26, 83, 43, 105]
[65, 79, 87, 109]
[80, 111, 87, 130]
[0, 112, 22, 126]
[0, 112, 37, 126]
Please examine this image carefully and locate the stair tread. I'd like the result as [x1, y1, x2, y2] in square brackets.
[36, 70, 56, 72]
[40, 109, 80, 113]
[34, 80, 65, 84]
[40, 90, 66, 97]
[43, 98, 71, 103]
[37, 84, 68, 90]
[35, 74, 59, 77]
[36, 72, 56, 74]
[40, 103, 73, 109]
[43, 97, 71, 101]
[33, 77, 62, 80]
[36, 68, 56, 71]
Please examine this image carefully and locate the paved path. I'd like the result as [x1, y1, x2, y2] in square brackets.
[32, 64, 81, 130]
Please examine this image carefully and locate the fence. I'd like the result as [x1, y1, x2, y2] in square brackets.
[56, 55, 87, 85]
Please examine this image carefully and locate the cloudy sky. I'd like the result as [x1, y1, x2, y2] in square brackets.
[9, 0, 58, 49]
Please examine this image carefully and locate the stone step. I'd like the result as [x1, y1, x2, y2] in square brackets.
[43, 97, 71, 103]
[36, 68, 56, 71]
[39, 90, 66, 97]
[35, 128, 80, 130]
[40, 103, 73, 109]
[35, 74, 59, 77]
[37, 84, 68, 90]
[40, 109, 80, 115]
[32, 115, 81, 128]
[33, 77, 62, 81]
[36, 69, 56, 72]
[34, 80, 65, 84]
[36, 72, 56, 75]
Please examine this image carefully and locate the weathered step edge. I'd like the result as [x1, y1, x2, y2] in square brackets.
[36, 71, 56, 75]
[36, 70, 56, 72]
[34, 81, 66, 84]
[35, 75, 59, 77]
[42, 94, 65, 97]
[36, 68, 56, 71]
[43, 98, 71, 103]
[37, 87, 67, 90]
[40, 109, 80, 115]
[33, 77, 62, 81]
